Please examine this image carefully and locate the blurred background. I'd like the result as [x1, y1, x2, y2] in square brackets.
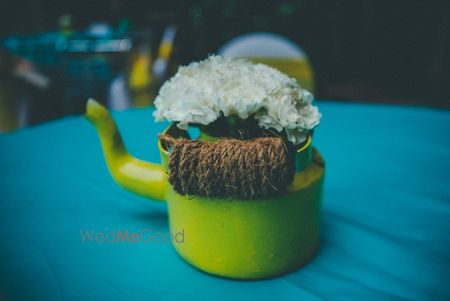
[0, 0, 448, 132]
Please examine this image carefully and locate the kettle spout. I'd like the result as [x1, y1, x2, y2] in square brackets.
[85, 99, 167, 201]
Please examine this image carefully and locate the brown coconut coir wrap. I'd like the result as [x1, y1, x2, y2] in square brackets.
[160, 135, 297, 199]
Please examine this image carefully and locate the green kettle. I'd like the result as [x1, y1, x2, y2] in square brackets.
[86, 99, 325, 280]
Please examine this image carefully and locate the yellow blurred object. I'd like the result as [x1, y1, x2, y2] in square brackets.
[158, 42, 173, 60]
[248, 57, 315, 93]
[129, 55, 152, 89]
[0, 87, 20, 132]
[0, 51, 20, 132]
[153, 25, 177, 83]
[128, 45, 155, 107]
[219, 33, 315, 93]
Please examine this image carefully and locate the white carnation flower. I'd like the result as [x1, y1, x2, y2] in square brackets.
[153, 55, 321, 144]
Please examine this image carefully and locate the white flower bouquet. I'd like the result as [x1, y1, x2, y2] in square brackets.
[154, 55, 321, 145]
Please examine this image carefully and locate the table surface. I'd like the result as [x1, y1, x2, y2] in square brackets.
[0, 101, 449, 301]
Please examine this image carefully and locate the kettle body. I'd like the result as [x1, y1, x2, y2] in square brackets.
[86, 100, 324, 279]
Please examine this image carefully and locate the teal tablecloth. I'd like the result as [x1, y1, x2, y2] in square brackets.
[0, 101, 449, 300]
